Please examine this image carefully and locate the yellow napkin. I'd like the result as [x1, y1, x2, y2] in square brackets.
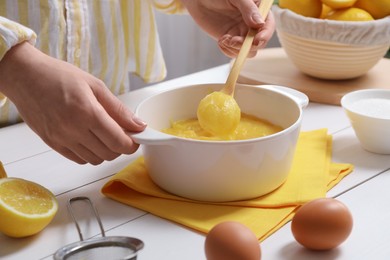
[102, 129, 353, 241]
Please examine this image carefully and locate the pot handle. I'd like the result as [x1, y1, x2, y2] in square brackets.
[128, 127, 176, 146]
[266, 85, 309, 108]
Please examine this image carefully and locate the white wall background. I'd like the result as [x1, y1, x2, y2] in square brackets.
[129, 11, 280, 90]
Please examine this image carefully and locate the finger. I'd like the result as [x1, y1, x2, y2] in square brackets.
[58, 133, 118, 165]
[42, 136, 88, 164]
[232, 0, 265, 28]
[220, 35, 258, 58]
[92, 114, 140, 155]
[218, 36, 239, 58]
[80, 130, 121, 161]
[93, 82, 146, 132]
[254, 11, 275, 47]
[87, 80, 144, 155]
[71, 143, 105, 165]
[219, 44, 239, 58]
[247, 48, 259, 58]
[52, 145, 88, 165]
[220, 35, 243, 51]
[88, 104, 141, 155]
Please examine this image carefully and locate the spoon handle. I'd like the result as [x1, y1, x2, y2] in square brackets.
[223, 0, 274, 96]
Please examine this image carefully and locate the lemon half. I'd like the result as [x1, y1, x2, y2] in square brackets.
[0, 178, 58, 238]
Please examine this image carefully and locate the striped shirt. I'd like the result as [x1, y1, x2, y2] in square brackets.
[0, 0, 185, 126]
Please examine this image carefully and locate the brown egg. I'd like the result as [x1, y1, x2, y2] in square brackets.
[205, 221, 261, 260]
[291, 198, 353, 250]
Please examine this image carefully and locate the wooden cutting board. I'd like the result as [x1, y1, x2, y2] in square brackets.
[237, 48, 390, 105]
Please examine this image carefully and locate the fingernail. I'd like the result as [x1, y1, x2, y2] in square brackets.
[257, 32, 267, 47]
[219, 38, 227, 46]
[258, 40, 266, 48]
[220, 36, 230, 46]
[229, 39, 239, 48]
[132, 115, 147, 127]
[252, 13, 264, 25]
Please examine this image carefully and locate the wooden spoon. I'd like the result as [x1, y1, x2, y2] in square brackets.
[197, 0, 274, 136]
[222, 0, 274, 96]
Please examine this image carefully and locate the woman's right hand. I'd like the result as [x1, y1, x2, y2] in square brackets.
[181, 0, 276, 58]
[0, 42, 146, 165]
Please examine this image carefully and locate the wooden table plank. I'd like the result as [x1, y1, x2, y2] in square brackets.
[238, 48, 390, 105]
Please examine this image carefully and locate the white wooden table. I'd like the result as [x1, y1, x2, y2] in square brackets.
[1, 64, 390, 260]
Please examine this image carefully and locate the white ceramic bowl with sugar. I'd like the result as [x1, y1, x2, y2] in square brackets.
[341, 89, 390, 154]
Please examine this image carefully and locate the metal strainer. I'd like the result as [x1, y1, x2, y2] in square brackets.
[53, 196, 144, 260]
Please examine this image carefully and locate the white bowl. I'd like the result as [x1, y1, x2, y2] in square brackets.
[341, 89, 390, 154]
[131, 84, 308, 202]
[273, 6, 390, 80]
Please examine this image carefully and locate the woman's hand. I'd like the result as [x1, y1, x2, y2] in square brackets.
[0, 42, 146, 165]
[181, 0, 276, 58]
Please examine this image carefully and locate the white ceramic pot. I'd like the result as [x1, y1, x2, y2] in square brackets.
[132, 84, 308, 202]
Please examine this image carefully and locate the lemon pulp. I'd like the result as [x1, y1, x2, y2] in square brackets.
[197, 91, 241, 136]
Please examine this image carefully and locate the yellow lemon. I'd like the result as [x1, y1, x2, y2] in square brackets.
[354, 0, 390, 19]
[326, 7, 374, 21]
[197, 91, 241, 136]
[0, 177, 58, 238]
[320, 4, 334, 18]
[279, 0, 323, 18]
[321, 0, 357, 9]
[0, 161, 7, 179]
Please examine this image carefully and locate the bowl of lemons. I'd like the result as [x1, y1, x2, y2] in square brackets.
[273, 0, 390, 80]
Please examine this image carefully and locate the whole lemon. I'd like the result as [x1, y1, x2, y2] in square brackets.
[320, 4, 333, 18]
[279, 0, 323, 18]
[326, 7, 374, 21]
[354, 0, 390, 19]
[321, 0, 357, 9]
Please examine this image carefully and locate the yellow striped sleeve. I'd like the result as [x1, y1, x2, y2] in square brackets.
[133, 1, 141, 76]
[152, 0, 187, 14]
[37, 0, 51, 55]
[108, 0, 120, 94]
[144, 3, 156, 81]
[17, 0, 28, 27]
[0, 16, 36, 60]
[119, 0, 130, 94]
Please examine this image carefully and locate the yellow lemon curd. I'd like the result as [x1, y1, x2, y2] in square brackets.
[163, 113, 283, 141]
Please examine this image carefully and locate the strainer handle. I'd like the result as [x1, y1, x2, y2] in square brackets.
[67, 196, 106, 241]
